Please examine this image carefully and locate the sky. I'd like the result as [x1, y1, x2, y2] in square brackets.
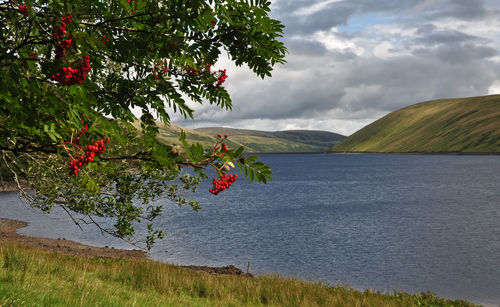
[171, 0, 500, 136]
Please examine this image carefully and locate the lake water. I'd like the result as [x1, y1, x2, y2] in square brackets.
[1, 154, 499, 306]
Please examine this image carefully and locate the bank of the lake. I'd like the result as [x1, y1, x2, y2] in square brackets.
[0, 220, 478, 306]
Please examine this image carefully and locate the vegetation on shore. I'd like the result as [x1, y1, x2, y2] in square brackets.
[331, 95, 500, 153]
[0, 244, 478, 306]
[148, 121, 346, 153]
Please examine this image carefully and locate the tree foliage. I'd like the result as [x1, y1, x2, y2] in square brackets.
[0, 0, 286, 248]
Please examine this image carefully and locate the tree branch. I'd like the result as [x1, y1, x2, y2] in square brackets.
[83, 12, 153, 25]
[8, 13, 35, 56]
[59, 204, 83, 231]
[79, 21, 164, 35]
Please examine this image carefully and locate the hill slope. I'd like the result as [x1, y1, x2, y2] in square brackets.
[195, 127, 345, 152]
[331, 95, 500, 153]
[132, 120, 247, 150]
[148, 122, 345, 153]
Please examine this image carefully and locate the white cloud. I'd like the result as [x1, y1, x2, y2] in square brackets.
[488, 80, 500, 95]
[293, 0, 344, 16]
[313, 30, 365, 56]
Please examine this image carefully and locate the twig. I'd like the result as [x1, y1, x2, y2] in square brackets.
[59, 204, 83, 231]
[1, 150, 31, 201]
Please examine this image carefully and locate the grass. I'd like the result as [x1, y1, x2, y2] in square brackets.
[331, 94, 500, 153]
[0, 243, 479, 306]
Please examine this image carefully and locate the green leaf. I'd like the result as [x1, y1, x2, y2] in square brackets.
[245, 155, 258, 164]
[248, 168, 255, 182]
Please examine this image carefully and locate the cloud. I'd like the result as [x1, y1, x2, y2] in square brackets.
[171, 0, 500, 135]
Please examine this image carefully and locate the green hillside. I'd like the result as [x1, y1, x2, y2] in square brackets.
[331, 95, 500, 153]
[139, 121, 345, 153]
[195, 127, 345, 152]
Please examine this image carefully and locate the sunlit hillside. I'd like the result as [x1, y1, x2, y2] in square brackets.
[331, 95, 500, 153]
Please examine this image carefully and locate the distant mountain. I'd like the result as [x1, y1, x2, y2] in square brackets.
[195, 127, 346, 153]
[331, 95, 500, 153]
[151, 122, 346, 153]
[153, 122, 248, 151]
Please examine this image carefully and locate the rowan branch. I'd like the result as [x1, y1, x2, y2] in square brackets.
[79, 21, 165, 35]
[59, 204, 83, 231]
[82, 12, 153, 25]
[8, 13, 35, 56]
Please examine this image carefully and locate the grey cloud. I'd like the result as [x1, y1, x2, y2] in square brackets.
[413, 27, 486, 45]
[431, 0, 487, 20]
[284, 37, 358, 64]
[408, 26, 496, 63]
[413, 44, 497, 63]
[275, 0, 421, 35]
[338, 56, 500, 111]
[172, 1, 500, 135]
[276, 0, 488, 36]
[283, 5, 355, 34]
[181, 50, 500, 125]
[286, 39, 328, 56]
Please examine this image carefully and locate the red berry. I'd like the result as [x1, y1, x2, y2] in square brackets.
[18, 4, 29, 16]
[209, 172, 238, 195]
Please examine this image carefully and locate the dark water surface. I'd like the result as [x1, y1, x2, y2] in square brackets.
[1, 154, 499, 306]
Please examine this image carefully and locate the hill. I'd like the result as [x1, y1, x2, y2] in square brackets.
[194, 127, 345, 152]
[148, 122, 345, 153]
[331, 95, 500, 153]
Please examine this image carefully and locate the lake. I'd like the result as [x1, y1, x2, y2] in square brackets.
[1, 154, 499, 306]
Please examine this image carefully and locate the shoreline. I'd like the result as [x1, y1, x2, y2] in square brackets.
[0, 219, 486, 306]
[0, 218, 145, 260]
[329, 151, 500, 155]
[0, 181, 30, 193]
[0, 217, 251, 277]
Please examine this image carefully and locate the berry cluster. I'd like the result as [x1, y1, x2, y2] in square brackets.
[53, 14, 73, 58]
[102, 34, 110, 44]
[215, 69, 227, 87]
[209, 173, 238, 195]
[18, 4, 29, 16]
[78, 118, 88, 137]
[68, 139, 110, 175]
[216, 134, 229, 155]
[185, 65, 198, 75]
[53, 14, 72, 41]
[55, 34, 73, 59]
[153, 59, 168, 79]
[51, 55, 91, 86]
